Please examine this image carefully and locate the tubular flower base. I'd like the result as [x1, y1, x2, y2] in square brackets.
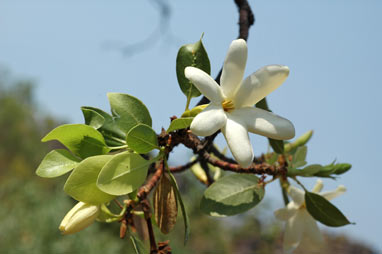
[185, 39, 295, 168]
[59, 201, 100, 235]
[274, 180, 346, 253]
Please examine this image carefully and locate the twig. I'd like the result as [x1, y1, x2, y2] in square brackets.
[169, 159, 199, 173]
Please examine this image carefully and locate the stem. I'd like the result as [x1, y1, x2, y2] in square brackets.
[185, 95, 191, 111]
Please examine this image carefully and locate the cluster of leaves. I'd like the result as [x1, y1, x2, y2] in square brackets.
[35, 36, 353, 253]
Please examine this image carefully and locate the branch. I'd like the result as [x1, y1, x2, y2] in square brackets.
[169, 159, 198, 173]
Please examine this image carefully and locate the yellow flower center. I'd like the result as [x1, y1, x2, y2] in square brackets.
[222, 99, 235, 112]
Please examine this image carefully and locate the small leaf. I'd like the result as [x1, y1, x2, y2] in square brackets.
[200, 174, 265, 217]
[292, 146, 307, 168]
[97, 152, 151, 195]
[305, 191, 352, 227]
[81, 107, 105, 129]
[167, 172, 190, 245]
[181, 104, 208, 118]
[42, 124, 110, 159]
[167, 117, 194, 133]
[130, 234, 147, 254]
[108, 93, 152, 134]
[284, 130, 313, 153]
[127, 124, 158, 153]
[269, 138, 284, 154]
[176, 36, 211, 99]
[36, 149, 80, 178]
[64, 155, 115, 205]
[288, 164, 323, 177]
[81, 106, 127, 147]
[154, 174, 178, 234]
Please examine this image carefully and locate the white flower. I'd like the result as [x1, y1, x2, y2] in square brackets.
[274, 180, 346, 253]
[59, 201, 100, 235]
[185, 39, 295, 168]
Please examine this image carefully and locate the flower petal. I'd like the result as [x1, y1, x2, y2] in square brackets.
[221, 116, 254, 168]
[190, 104, 227, 136]
[284, 211, 305, 253]
[185, 67, 224, 103]
[274, 203, 298, 221]
[311, 179, 323, 193]
[288, 186, 305, 206]
[231, 107, 295, 140]
[300, 210, 324, 246]
[321, 185, 346, 201]
[220, 39, 247, 99]
[234, 65, 290, 108]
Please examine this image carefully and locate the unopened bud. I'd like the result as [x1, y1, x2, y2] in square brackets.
[181, 104, 208, 117]
[284, 130, 313, 153]
[59, 202, 100, 235]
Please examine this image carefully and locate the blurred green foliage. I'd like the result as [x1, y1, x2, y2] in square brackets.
[0, 72, 377, 254]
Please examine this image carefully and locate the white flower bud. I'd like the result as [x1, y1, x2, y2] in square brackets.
[59, 201, 100, 235]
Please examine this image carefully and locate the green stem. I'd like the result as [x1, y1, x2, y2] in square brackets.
[185, 95, 192, 111]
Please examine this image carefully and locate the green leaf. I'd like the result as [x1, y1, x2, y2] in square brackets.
[81, 107, 105, 129]
[167, 172, 190, 245]
[130, 234, 147, 254]
[314, 163, 352, 177]
[167, 117, 194, 133]
[288, 164, 323, 177]
[269, 138, 284, 154]
[200, 174, 265, 217]
[176, 36, 211, 99]
[81, 106, 126, 147]
[292, 146, 307, 168]
[284, 130, 313, 153]
[36, 149, 80, 178]
[108, 93, 152, 134]
[97, 152, 151, 196]
[305, 191, 352, 227]
[64, 155, 115, 205]
[41, 124, 110, 159]
[126, 124, 158, 153]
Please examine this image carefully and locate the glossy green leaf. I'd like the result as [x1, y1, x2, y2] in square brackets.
[41, 124, 110, 159]
[108, 93, 152, 134]
[36, 149, 80, 178]
[81, 107, 105, 129]
[176, 37, 210, 99]
[81, 106, 126, 147]
[167, 117, 194, 133]
[269, 138, 284, 154]
[64, 155, 115, 205]
[200, 174, 265, 217]
[167, 172, 190, 245]
[126, 124, 158, 153]
[97, 152, 151, 195]
[305, 191, 352, 227]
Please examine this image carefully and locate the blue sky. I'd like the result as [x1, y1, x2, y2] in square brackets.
[1, 0, 381, 252]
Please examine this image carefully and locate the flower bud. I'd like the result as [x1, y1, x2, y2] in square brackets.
[59, 201, 100, 235]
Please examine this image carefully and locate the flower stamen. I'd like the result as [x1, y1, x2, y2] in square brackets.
[222, 99, 235, 112]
